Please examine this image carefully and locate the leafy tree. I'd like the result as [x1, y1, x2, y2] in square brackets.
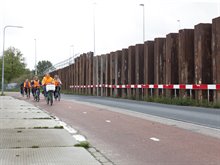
[36, 60, 53, 76]
[0, 47, 26, 83]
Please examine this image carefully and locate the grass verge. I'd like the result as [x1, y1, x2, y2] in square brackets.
[74, 141, 90, 149]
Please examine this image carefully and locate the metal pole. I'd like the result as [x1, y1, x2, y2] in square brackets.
[1, 25, 23, 95]
[93, 2, 98, 96]
[177, 20, 181, 30]
[34, 39, 37, 75]
[93, 3, 96, 57]
[2, 27, 6, 95]
[140, 4, 145, 42]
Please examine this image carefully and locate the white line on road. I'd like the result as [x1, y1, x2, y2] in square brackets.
[150, 137, 160, 142]
[64, 125, 77, 134]
[83, 112, 87, 114]
[105, 120, 111, 123]
[73, 134, 87, 142]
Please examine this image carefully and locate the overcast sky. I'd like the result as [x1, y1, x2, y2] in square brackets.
[0, 0, 219, 70]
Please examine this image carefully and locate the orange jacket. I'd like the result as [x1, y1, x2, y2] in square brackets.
[54, 79, 62, 86]
[33, 80, 40, 88]
[42, 76, 54, 86]
[24, 81, 31, 88]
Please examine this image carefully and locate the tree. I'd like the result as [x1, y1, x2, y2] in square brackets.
[0, 47, 26, 83]
[36, 60, 53, 76]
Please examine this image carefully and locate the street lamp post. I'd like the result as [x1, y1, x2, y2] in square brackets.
[140, 4, 145, 43]
[1, 25, 23, 95]
[93, 2, 96, 57]
[93, 2, 99, 96]
[70, 45, 74, 63]
[34, 38, 37, 75]
[177, 20, 181, 30]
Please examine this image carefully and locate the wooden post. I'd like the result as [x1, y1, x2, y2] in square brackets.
[179, 29, 194, 98]
[144, 41, 154, 98]
[128, 46, 135, 99]
[194, 23, 212, 101]
[166, 33, 179, 97]
[212, 17, 220, 103]
[135, 44, 144, 100]
[154, 38, 166, 97]
[121, 49, 128, 98]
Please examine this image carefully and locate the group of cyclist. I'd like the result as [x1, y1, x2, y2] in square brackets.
[20, 73, 62, 102]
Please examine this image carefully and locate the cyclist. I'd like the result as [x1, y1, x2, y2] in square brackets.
[30, 79, 35, 97]
[33, 76, 41, 101]
[54, 75, 62, 99]
[42, 73, 55, 97]
[23, 79, 31, 98]
[20, 81, 24, 96]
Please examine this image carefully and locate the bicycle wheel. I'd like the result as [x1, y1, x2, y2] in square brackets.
[46, 93, 49, 105]
[36, 89, 40, 102]
[50, 92, 53, 106]
[58, 92, 61, 101]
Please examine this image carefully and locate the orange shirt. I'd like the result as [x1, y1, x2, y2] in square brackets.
[42, 76, 54, 85]
[54, 80, 61, 86]
[24, 82, 31, 88]
[33, 80, 40, 88]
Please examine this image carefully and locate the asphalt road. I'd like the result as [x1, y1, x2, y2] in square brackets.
[62, 94, 220, 129]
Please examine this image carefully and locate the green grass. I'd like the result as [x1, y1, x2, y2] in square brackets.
[33, 126, 49, 129]
[54, 126, 64, 129]
[33, 117, 52, 120]
[74, 141, 90, 149]
[144, 96, 220, 108]
[60, 90, 220, 109]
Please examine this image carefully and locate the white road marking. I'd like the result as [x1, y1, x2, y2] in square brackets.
[105, 120, 111, 123]
[58, 121, 67, 127]
[150, 137, 160, 142]
[54, 117, 60, 121]
[83, 112, 87, 114]
[64, 125, 77, 134]
[73, 134, 87, 142]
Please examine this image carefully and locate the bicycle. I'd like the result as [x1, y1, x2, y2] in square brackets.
[34, 87, 40, 102]
[24, 88, 30, 99]
[46, 84, 55, 106]
[54, 86, 61, 101]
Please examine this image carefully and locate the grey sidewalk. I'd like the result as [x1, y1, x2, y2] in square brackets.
[0, 96, 101, 165]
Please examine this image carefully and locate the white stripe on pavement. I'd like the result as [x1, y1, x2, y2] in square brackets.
[150, 137, 160, 142]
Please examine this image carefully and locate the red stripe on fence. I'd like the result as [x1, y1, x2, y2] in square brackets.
[192, 84, 208, 90]
[154, 84, 158, 89]
[216, 84, 220, 90]
[163, 84, 173, 89]
[142, 84, 149, 88]
[179, 84, 186, 89]
[126, 85, 131, 88]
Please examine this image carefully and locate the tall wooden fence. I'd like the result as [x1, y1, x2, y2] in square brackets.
[50, 16, 220, 103]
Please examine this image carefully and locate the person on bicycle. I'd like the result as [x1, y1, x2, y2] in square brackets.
[33, 76, 41, 99]
[20, 81, 24, 96]
[54, 75, 62, 98]
[23, 79, 31, 97]
[42, 73, 55, 97]
[30, 79, 35, 97]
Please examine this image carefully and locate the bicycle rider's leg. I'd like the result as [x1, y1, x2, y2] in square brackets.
[24, 87, 27, 95]
[54, 86, 57, 97]
[43, 86, 47, 97]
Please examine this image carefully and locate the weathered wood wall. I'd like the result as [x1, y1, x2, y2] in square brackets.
[49, 16, 220, 103]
